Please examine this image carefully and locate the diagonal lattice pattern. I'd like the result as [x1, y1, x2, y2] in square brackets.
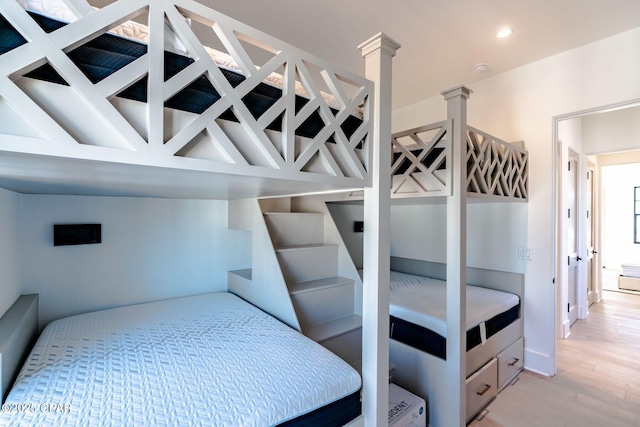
[0, 0, 372, 183]
[466, 127, 528, 200]
[390, 120, 452, 197]
[389, 122, 528, 201]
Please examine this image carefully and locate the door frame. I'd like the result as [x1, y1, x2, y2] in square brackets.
[552, 98, 640, 375]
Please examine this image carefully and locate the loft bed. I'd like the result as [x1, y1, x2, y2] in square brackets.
[0, 0, 374, 199]
[386, 87, 528, 426]
[390, 105, 528, 202]
[0, 0, 400, 425]
[0, 292, 361, 426]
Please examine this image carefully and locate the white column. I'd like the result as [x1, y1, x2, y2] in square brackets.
[359, 33, 400, 427]
[442, 85, 472, 427]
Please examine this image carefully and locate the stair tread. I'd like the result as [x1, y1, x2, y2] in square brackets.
[303, 314, 362, 342]
[229, 269, 252, 280]
[276, 243, 337, 251]
[264, 212, 323, 216]
[289, 276, 354, 295]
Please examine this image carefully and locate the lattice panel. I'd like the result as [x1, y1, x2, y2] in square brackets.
[0, 0, 372, 182]
[390, 120, 451, 198]
[466, 127, 528, 201]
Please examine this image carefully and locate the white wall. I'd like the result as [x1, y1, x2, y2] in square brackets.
[327, 202, 365, 269]
[19, 195, 250, 327]
[0, 188, 21, 317]
[326, 201, 528, 274]
[390, 203, 528, 274]
[583, 106, 640, 154]
[392, 26, 640, 376]
[601, 163, 640, 269]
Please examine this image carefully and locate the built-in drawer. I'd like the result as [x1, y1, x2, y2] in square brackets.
[465, 357, 497, 422]
[497, 337, 524, 389]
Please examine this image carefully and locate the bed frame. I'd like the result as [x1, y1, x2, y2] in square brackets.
[0, 0, 375, 199]
[386, 87, 528, 427]
[0, 1, 400, 424]
[0, 294, 38, 402]
[389, 257, 524, 426]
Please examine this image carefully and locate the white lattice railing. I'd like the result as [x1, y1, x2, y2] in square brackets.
[0, 0, 372, 184]
[390, 120, 452, 198]
[389, 122, 528, 201]
[466, 127, 528, 201]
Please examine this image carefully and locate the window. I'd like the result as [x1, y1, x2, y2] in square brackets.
[635, 186, 640, 244]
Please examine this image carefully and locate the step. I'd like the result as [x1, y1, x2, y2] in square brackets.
[288, 276, 354, 295]
[303, 314, 362, 343]
[264, 212, 324, 246]
[276, 244, 338, 283]
[290, 276, 355, 327]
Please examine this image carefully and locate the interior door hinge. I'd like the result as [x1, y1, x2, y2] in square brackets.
[568, 208, 571, 218]
[568, 256, 570, 265]
[568, 161, 571, 171]
[567, 303, 570, 313]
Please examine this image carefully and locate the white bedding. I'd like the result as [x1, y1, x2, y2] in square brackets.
[621, 263, 640, 278]
[389, 271, 520, 339]
[17, 0, 354, 115]
[0, 292, 361, 427]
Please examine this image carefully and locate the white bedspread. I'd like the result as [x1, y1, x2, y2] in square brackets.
[0, 292, 361, 427]
[389, 271, 519, 338]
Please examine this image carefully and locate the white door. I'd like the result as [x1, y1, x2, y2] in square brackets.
[567, 157, 579, 326]
[586, 166, 596, 306]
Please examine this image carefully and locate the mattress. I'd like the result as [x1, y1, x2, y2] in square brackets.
[621, 263, 640, 278]
[0, 292, 361, 427]
[389, 271, 520, 358]
[3, 1, 363, 140]
[16, 0, 358, 116]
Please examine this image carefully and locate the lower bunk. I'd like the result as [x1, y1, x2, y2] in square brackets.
[0, 292, 361, 427]
[388, 257, 524, 426]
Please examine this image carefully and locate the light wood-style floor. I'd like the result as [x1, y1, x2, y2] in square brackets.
[469, 290, 640, 427]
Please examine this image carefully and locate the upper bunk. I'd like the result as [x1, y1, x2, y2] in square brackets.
[390, 87, 528, 203]
[0, 0, 375, 200]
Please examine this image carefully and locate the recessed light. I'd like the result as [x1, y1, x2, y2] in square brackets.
[472, 63, 488, 73]
[496, 28, 513, 39]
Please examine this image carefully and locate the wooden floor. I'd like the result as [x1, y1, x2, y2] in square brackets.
[469, 290, 640, 427]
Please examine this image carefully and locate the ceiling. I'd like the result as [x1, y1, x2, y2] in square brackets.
[195, 0, 640, 110]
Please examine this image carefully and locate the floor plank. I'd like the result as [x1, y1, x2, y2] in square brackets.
[468, 290, 640, 427]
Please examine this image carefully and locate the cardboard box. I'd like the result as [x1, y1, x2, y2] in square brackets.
[388, 383, 427, 427]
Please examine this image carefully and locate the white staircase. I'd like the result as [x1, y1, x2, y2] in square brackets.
[264, 212, 362, 367]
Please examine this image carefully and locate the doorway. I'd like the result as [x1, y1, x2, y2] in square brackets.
[554, 101, 640, 353]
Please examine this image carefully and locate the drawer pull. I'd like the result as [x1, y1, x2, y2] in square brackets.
[508, 357, 520, 367]
[476, 384, 492, 396]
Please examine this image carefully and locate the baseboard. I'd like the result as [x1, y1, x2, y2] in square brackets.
[523, 348, 554, 376]
[562, 319, 571, 339]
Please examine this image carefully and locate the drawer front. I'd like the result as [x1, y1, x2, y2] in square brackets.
[497, 337, 524, 389]
[466, 358, 498, 422]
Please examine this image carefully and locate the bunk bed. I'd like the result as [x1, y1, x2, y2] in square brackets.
[387, 87, 528, 426]
[0, 0, 400, 425]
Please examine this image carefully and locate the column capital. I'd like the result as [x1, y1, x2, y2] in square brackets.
[442, 85, 473, 101]
[358, 32, 401, 58]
